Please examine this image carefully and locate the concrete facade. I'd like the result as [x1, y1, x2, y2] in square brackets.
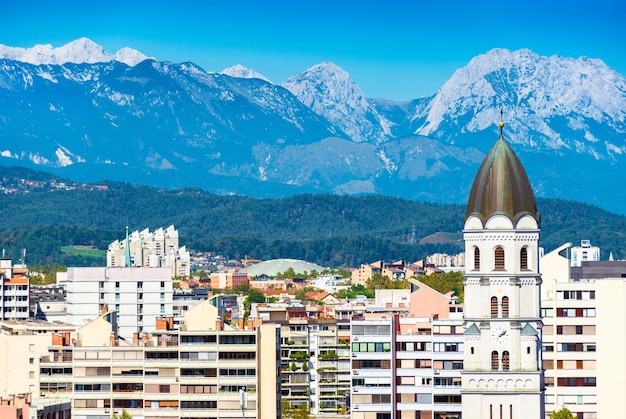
[65, 267, 173, 340]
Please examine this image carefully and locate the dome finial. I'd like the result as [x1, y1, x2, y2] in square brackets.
[498, 106, 505, 137]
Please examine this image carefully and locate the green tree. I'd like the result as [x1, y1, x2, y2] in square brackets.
[549, 407, 575, 419]
[281, 401, 310, 419]
[111, 409, 132, 419]
[366, 272, 409, 290]
[416, 271, 464, 302]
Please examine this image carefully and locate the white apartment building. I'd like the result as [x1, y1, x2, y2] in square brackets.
[350, 313, 464, 419]
[107, 225, 191, 277]
[570, 240, 600, 267]
[0, 258, 30, 320]
[541, 242, 626, 418]
[66, 267, 173, 340]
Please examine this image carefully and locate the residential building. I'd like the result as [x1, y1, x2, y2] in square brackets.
[540, 242, 626, 418]
[65, 267, 173, 340]
[351, 260, 434, 287]
[0, 319, 75, 398]
[39, 300, 281, 419]
[570, 240, 600, 267]
[107, 225, 191, 277]
[209, 270, 249, 289]
[1, 258, 30, 320]
[461, 120, 544, 418]
[0, 393, 71, 419]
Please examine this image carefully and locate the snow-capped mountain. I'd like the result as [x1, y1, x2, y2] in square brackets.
[415, 48, 626, 157]
[0, 37, 151, 66]
[221, 64, 271, 83]
[0, 40, 625, 214]
[282, 62, 389, 144]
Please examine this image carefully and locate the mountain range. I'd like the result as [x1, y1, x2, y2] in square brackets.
[1, 38, 625, 214]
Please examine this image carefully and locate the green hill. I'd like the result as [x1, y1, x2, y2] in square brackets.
[0, 166, 624, 268]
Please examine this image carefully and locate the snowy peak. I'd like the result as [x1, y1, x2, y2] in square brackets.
[282, 62, 388, 143]
[221, 64, 271, 82]
[0, 37, 151, 66]
[416, 48, 626, 154]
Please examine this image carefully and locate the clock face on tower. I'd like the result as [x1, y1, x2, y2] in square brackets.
[491, 326, 509, 344]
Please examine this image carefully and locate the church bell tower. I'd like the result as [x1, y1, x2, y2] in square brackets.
[461, 114, 545, 418]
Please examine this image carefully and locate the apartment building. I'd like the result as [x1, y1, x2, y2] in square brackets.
[107, 225, 191, 277]
[65, 267, 173, 341]
[349, 278, 465, 419]
[540, 242, 626, 418]
[39, 300, 281, 419]
[570, 240, 600, 267]
[0, 319, 75, 398]
[1, 258, 30, 320]
[351, 260, 428, 287]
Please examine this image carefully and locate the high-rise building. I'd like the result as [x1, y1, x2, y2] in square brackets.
[0, 258, 30, 320]
[541, 242, 626, 418]
[461, 119, 545, 418]
[107, 225, 191, 277]
[65, 267, 173, 340]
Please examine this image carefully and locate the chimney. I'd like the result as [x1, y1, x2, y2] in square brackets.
[215, 316, 223, 331]
[133, 333, 139, 346]
[109, 333, 117, 346]
[141, 334, 147, 345]
[101, 305, 108, 314]
[167, 316, 174, 330]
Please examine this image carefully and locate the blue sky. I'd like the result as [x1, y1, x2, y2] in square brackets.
[2, 0, 624, 101]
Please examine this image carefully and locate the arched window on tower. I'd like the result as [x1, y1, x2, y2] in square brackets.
[520, 247, 529, 270]
[491, 351, 499, 371]
[502, 351, 510, 371]
[491, 296, 498, 318]
[494, 247, 505, 270]
[502, 296, 509, 318]
[474, 247, 480, 270]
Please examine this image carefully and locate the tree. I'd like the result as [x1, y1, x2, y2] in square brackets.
[111, 409, 132, 419]
[281, 401, 310, 419]
[416, 271, 464, 302]
[366, 272, 409, 290]
[550, 408, 575, 419]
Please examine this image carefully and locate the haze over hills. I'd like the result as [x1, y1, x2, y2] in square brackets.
[0, 39, 625, 214]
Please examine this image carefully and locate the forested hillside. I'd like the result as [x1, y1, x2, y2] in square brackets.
[0, 166, 624, 267]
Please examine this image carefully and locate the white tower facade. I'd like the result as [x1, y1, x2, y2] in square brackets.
[462, 121, 545, 418]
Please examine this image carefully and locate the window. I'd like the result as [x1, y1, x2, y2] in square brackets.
[491, 351, 499, 370]
[474, 247, 480, 270]
[491, 296, 498, 318]
[502, 351, 510, 371]
[494, 247, 505, 270]
[29, 358, 34, 364]
[502, 296, 509, 318]
[520, 247, 528, 270]
[29, 371, 35, 379]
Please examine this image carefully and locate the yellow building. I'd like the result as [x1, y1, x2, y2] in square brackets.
[39, 300, 280, 419]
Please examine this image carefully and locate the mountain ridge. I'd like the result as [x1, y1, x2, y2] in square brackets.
[1, 39, 625, 215]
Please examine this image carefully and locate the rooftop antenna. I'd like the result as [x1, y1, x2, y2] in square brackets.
[498, 106, 505, 137]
